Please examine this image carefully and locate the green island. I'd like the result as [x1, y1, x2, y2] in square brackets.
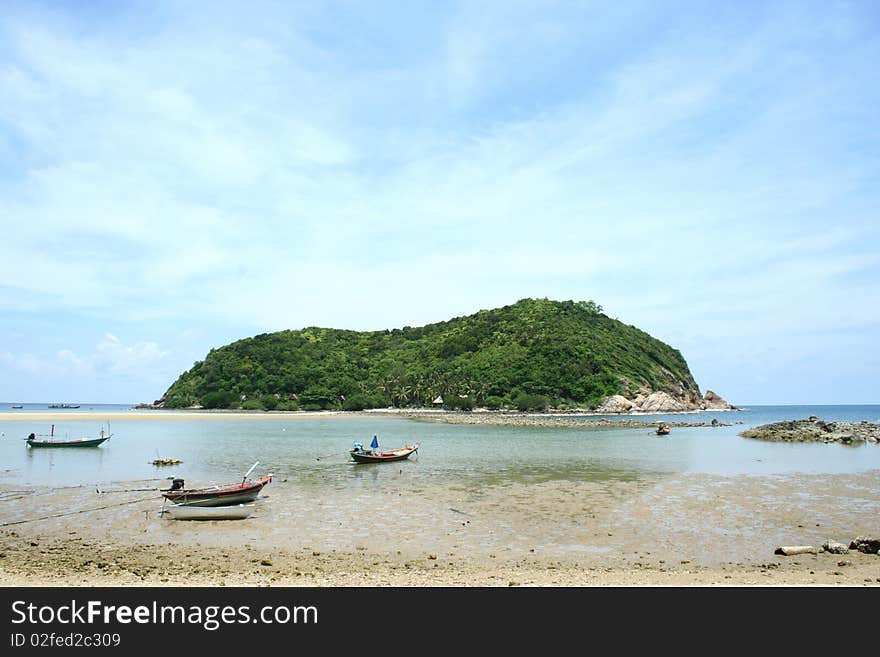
[157, 298, 726, 412]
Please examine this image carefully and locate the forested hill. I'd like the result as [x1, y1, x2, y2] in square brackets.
[158, 298, 701, 411]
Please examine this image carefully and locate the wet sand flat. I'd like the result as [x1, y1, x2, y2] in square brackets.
[1, 470, 878, 586]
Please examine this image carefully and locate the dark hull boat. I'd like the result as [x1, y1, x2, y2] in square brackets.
[161, 474, 273, 507]
[656, 424, 671, 435]
[350, 443, 420, 463]
[27, 436, 110, 448]
[26, 426, 111, 448]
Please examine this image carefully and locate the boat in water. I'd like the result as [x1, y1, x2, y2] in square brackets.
[350, 436, 421, 463]
[160, 503, 256, 521]
[656, 424, 671, 435]
[26, 425, 111, 448]
[48, 403, 80, 409]
[161, 468, 272, 507]
[11, 404, 23, 409]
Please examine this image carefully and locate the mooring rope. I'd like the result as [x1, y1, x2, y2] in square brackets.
[0, 495, 159, 527]
[0, 490, 36, 502]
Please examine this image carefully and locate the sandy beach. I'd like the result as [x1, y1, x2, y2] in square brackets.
[2, 469, 878, 587]
[0, 410, 346, 422]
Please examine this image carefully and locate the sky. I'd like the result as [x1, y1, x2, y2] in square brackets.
[0, 1, 878, 405]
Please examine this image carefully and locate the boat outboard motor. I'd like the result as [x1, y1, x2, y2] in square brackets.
[352, 442, 364, 452]
[170, 478, 185, 491]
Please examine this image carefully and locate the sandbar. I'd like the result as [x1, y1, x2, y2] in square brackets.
[0, 408, 737, 428]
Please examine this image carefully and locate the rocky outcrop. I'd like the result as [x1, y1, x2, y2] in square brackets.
[638, 391, 689, 412]
[594, 395, 634, 413]
[596, 386, 736, 413]
[740, 418, 880, 444]
[702, 390, 734, 410]
[601, 375, 734, 413]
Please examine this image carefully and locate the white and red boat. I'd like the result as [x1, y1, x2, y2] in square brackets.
[161, 473, 272, 507]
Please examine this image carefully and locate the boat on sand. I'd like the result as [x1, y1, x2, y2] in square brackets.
[161, 469, 272, 507]
[160, 503, 256, 520]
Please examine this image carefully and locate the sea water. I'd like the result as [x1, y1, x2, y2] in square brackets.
[0, 404, 878, 489]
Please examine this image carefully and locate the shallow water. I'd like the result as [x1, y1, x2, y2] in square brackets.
[0, 405, 879, 489]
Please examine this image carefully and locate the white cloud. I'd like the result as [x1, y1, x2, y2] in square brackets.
[93, 332, 168, 373]
[0, 2, 877, 403]
[3, 334, 167, 380]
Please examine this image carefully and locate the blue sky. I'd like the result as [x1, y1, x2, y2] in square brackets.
[1, 1, 878, 405]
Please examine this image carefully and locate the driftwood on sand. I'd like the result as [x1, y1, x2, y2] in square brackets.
[774, 545, 819, 556]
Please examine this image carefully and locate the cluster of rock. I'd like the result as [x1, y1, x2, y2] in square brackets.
[740, 417, 880, 445]
[595, 388, 736, 414]
[775, 537, 880, 556]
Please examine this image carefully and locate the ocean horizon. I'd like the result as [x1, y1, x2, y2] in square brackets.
[2, 401, 879, 413]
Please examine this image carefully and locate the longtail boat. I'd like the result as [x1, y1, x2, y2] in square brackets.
[26, 425, 111, 448]
[160, 503, 256, 520]
[350, 441, 420, 463]
[161, 474, 273, 507]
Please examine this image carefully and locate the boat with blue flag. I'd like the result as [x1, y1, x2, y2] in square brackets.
[350, 435, 420, 463]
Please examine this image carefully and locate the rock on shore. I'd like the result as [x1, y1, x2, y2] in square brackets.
[849, 536, 880, 554]
[703, 390, 734, 410]
[595, 389, 736, 414]
[740, 418, 880, 445]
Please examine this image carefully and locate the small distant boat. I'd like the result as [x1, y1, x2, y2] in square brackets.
[48, 403, 80, 409]
[26, 425, 111, 448]
[151, 458, 183, 466]
[656, 424, 671, 436]
[160, 503, 256, 521]
[161, 466, 272, 507]
[350, 437, 421, 463]
[11, 404, 23, 409]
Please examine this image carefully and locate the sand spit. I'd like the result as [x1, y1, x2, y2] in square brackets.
[0, 408, 741, 428]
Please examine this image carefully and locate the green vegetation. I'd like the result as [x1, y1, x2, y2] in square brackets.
[159, 298, 700, 411]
